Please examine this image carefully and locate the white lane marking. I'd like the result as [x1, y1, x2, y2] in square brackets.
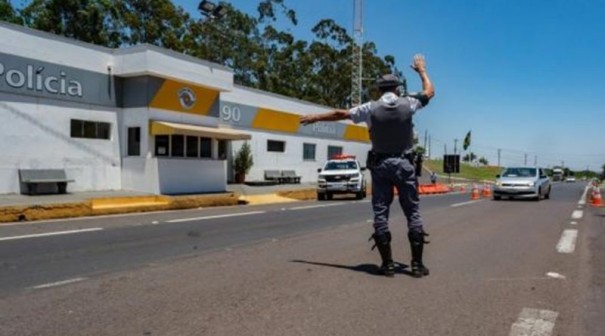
[33, 277, 86, 289]
[571, 210, 583, 219]
[151, 221, 159, 225]
[570, 221, 577, 225]
[289, 203, 345, 211]
[545, 272, 566, 279]
[578, 186, 590, 205]
[556, 229, 578, 253]
[509, 308, 558, 336]
[0, 228, 103, 242]
[451, 200, 481, 207]
[167, 211, 266, 223]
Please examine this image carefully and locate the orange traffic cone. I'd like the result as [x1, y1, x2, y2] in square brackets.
[591, 187, 603, 207]
[482, 183, 491, 198]
[459, 185, 466, 192]
[471, 184, 480, 200]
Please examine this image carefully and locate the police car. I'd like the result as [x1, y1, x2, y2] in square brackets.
[317, 155, 367, 200]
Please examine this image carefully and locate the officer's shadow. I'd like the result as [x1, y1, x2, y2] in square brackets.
[290, 259, 414, 277]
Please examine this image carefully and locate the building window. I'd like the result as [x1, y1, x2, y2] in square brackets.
[303, 143, 316, 161]
[267, 140, 285, 153]
[171, 135, 184, 157]
[200, 137, 212, 158]
[218, 140, 227, 159]
[127, 127, 141, 156]
[186, 136, 199, 158]
[155, 135, 169, 156]
[327, 145, 343, 159]
[71, 119, 111, 140]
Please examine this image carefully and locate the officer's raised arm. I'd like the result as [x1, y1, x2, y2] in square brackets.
[410, 54, 435, 107]
[299, 109, 349, 125]
[299, 102, 372, 126]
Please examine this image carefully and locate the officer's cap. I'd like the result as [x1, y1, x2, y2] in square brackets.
[376, 74, 400, 88]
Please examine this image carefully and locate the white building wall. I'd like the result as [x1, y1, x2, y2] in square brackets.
[0, 93, 121, 194]
[0, 24, 113, 74]
[232, 132, 369, 183]
[112, 47, 233, 91]
[223, 86, 371, 183]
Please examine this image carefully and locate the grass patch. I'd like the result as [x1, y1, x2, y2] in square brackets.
[424, 159, 501, 182]
[277, 189, 317, 201]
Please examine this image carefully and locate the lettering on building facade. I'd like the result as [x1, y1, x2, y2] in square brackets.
[0, 62, 83, 97]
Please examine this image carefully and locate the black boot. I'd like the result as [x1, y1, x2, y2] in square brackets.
[408, 230, 430, 278]
[370, 231, 395, 277]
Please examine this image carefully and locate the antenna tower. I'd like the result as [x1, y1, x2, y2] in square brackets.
[351, 0, 363, 106]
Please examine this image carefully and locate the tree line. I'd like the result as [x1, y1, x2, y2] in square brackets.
[0, 0, 398, 108]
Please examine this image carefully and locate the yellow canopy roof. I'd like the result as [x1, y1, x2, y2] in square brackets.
[150, 121, 251, 140]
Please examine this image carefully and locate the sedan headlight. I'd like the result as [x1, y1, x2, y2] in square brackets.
[496, 181, 502, 187]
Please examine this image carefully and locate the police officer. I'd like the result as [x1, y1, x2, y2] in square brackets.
[300, 54, 435, 278]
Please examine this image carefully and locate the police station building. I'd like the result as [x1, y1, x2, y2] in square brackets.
[0, 22, 370, 195]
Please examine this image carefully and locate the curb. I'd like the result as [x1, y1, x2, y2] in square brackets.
[0, 193, 241, 224]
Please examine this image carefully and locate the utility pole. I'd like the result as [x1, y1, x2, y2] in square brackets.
[428, 135, 432, 158]
[444, 144, 447, 155]
[497, 149, 501, 167]
[534, 155, 537, 166]
[454, 139, 458, 155]
[424, 130, 428, 151]
[524, 153, 527, 165]
[350, 0, 363, 106]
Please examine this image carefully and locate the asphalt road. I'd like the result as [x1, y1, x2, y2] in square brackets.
[0, 182, 603, 336]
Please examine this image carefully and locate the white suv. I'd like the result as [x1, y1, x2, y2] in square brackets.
[317, 155, 367, 200]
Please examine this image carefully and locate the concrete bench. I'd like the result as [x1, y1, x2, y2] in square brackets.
[281, 170, 301, 184]
[264, 170, 285, 184]
[19, 169, 74, 195]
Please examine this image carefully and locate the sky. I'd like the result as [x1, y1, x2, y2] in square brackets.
[11, 0, 604, 171]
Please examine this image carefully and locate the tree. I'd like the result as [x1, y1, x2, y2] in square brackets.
[234, 142, 254, 183]
[463, 152, 477, 162]
[478, 157, 489, 165]
[115, 0, 191, 51]
[0, 0, 21, 24]
[20, 0, 123, 47]
[14, 0, 401, 108]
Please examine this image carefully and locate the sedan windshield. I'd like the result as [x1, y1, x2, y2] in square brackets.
[324, 161, 357, 170]
[502, 168, 537, 177]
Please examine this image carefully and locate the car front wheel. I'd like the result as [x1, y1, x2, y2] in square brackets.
[544, 186, 551, 199]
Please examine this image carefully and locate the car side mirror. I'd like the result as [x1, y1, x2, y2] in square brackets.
[360, 167, 367, 171]
[496, 174, 500, 178]
[317, 168, 322, 173]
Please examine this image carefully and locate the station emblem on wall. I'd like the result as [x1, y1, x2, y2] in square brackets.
[178, 87, 197, 110]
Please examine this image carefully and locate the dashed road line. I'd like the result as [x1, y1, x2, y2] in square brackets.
[0, 228, 103, 242]
[570, 221, 577, 225]
[167, 211, 266, 223]
[289, 203, 346, 210]
[451, 200, 481, 207]
[509, 308, 558, 336]
[33, 277, 87, 289]
[571, 210, 583, 219]
[545, 272, 566, 280]
[556, 229, 578, 253]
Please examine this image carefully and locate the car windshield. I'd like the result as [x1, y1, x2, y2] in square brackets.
[324, 161, 357, 170]
[501, 168, 537, 177]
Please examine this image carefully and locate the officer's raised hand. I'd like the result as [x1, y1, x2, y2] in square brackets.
[410, 54, 435, 102]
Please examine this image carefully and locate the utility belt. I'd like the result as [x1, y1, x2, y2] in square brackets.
[366, 150, 413, 166]
[366, 150, 423, 177]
